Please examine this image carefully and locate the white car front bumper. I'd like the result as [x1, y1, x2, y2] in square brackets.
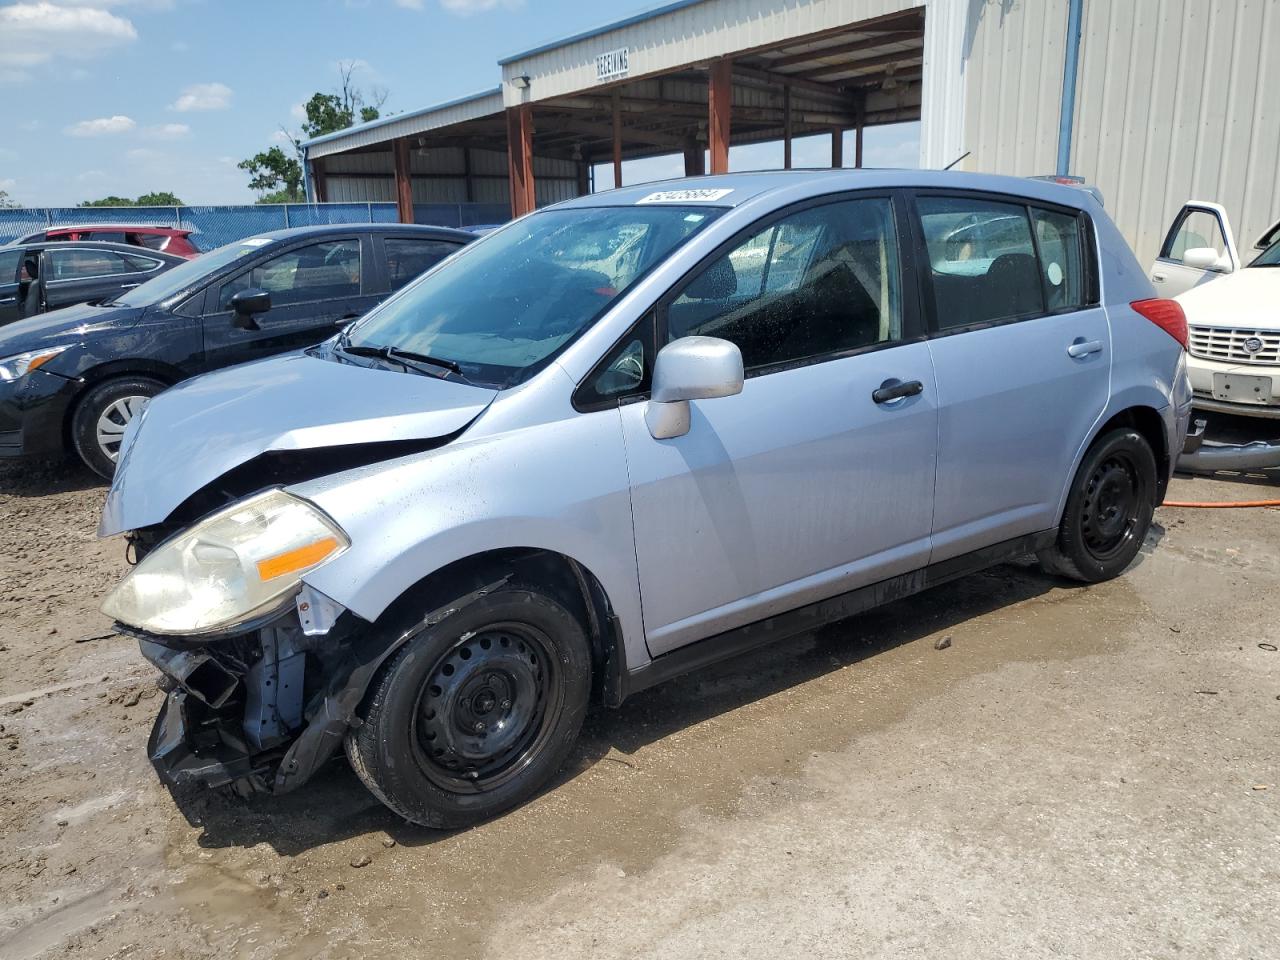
[1187, 352, 1280, 419]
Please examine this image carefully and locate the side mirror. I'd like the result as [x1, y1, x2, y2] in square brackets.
[230, 288, 271, 330]
[645, 336, 744, 440]
[1183, 247, 1231, 273]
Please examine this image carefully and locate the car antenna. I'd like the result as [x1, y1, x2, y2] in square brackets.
[943, 151, 971, 171]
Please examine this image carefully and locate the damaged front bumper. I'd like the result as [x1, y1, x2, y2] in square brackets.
[128, 598, 394, 796]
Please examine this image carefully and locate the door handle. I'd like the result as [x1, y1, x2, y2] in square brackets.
[872, 379, 924, 405]
[119, 283, 140, 289]
[334, 313, 359, 326]
[1067, 339, 1103, 359]
[1151, 272, 1166, 282]
[0, 297, 15, 305]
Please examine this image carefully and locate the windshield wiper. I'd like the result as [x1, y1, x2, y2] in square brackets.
[339, 342, 468, 381]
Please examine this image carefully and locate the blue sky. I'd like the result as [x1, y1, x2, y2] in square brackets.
[0, 0, 919, 207]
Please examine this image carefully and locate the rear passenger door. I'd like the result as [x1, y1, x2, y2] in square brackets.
[201, 235, 373, 370]
[913, 192, 1110, 562]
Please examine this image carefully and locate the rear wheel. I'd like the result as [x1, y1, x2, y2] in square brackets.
[1037, 427, 1157, 583]
[70, 375, 165, 479]
[346, 584, 591, 829]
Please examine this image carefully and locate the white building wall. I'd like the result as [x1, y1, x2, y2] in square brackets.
[962, 0, 1280, 263]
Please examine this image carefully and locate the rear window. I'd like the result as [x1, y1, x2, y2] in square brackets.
[136, 234, 171, 251]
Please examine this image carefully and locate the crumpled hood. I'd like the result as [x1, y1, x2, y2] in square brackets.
[100, 351, 497, 536]
[1178, 268, 1280, 330]
[0, 301, 144, 356]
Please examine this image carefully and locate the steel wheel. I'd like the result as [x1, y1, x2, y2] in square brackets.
[1079, 451, 1145, 562]
[410, 622, 562, 794]
[95, 395, 150, 464]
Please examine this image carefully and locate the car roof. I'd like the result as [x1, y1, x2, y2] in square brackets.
[553, 169, 1100, 214]
[246, 223, 476, 242]
[6, 239, 187, 261]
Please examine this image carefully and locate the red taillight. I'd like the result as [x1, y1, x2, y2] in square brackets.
[1131, 298, 1188, 349]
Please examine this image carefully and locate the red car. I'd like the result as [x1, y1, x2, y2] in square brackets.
[15, 224, 201, 259]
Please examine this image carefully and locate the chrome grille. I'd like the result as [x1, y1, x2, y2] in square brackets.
[1188, 326, 1280, 365]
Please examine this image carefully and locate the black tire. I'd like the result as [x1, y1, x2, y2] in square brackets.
[70, 375, 166, 479]
[345, 584, 592, 829]
[1037, 427, 1157, 583]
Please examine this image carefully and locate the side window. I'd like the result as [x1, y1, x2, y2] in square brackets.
[667, 197, 902, 373]
[918, 197, 1044, 329]
[0, 249, 21, 284]
[86, 231, 127, 244]
[384, 238, 460, 292]
[47, 248, 135, 281]
[1161, 209, 1227, 263]
[578, 314, 655, 408]
[1031, 208, 1085, 311]
[120, 253, 163, 273]
[217, 239, 361, 311]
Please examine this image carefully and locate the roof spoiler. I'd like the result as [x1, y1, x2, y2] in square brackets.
[1027, 175, 1105, 207]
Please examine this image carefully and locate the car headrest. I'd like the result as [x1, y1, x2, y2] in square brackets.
[684, 256, 737, 300]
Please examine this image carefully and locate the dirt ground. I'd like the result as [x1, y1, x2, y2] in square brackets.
[1, 453, 1277, 960]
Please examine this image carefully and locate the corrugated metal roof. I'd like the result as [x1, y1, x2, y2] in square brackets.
[303, 87, 504, 159]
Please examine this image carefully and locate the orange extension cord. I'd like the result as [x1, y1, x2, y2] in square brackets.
[1161, 499, 1280, 509]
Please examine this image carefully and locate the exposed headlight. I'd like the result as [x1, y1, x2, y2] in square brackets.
[101, 489, 349, 636]
[0, 346, 70, 382]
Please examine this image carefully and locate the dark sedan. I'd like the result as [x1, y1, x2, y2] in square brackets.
[0, 223, 472, 477]
[1, 240, 186, 325]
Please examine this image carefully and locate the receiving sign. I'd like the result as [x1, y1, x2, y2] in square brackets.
[637, 188, 735, 204]
[596, 47, 630, 82]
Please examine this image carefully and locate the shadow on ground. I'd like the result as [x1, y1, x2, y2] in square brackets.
[0, 458, 102, 497]
[181, 558, 1075, 856]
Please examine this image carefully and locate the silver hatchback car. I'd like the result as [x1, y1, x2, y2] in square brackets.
[99, 170, 1192, 827]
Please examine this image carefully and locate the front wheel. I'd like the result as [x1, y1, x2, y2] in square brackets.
[1037, 427, 1157, 583]
[346, 584, 592, 829]
[70, 375, 165, 480]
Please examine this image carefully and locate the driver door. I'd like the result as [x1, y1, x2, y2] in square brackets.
[1150, 202, 1240, 296]
[200, 235, 374, 371]
[616, 195, 938, 656]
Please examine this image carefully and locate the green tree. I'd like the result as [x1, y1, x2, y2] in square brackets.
[0, 189, 18, 209]
[241, 62, 388, 204]
[237, 147, 304, 204]
[78, 195, 135, 207]
[135, 191, 183, 206]
[78, 192, 184, 207]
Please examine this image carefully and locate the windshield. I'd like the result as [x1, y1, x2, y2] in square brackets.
[1251, 238, 1280, 267]
[110, 237, 277, 307]
[342, 205, 722, 387]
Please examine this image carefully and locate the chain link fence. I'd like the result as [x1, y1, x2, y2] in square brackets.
[0, 202, 510, 251]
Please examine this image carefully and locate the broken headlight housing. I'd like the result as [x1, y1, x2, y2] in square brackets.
[101, 489, 349, 636]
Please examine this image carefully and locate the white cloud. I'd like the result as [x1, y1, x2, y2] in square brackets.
[393, 0, 423, 8]
[290, 102, 307, 121]
[170, 39, 188, 52]
[170, 81, 232, 111]
[0, 177, 16, 191]
[0, 2, 137, 83]
[126, 147, 160, 161]
[143, 122, 190, 140]
[438, 0, 523, 12]
[64, 114, 136, 136]
[75, 169, 106, 182]
[271, 129, 295, 143]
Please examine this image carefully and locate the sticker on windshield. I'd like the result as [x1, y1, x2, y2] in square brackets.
[240, 237, 274, 247]
[637, 188, 733, 204]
